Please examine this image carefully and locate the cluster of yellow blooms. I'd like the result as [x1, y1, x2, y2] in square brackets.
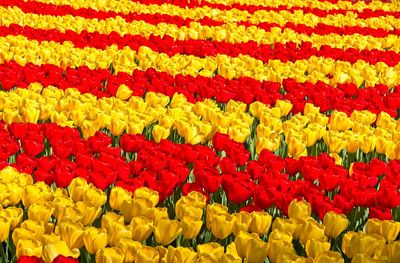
[252, 101, 400, 159]
[1, 84, 399, 159]
[1, 166, 399, 262]
[23, 0, 400, 30]
[0, 30, 399, 86]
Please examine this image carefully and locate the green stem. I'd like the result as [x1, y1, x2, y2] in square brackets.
[0, 243, 6, 263]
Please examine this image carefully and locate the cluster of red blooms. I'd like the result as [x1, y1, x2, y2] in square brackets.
[18, 256, 77, 263]
[1, 62, 399, 118]
[1, 122, 399, 221]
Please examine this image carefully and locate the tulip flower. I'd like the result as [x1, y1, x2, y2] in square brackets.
[206, 204, 228, 230]
[134, 187, 159, 207]
[211, 213, 234, 240]
[305, 239, 331, 258]
[163, 246, 197, 263]
[101, 212, 125, 230]
[121, 198, 154, 223]
[115, 84, 133, 100]
[59, 221, 84, 249]
[135, 247, 160, 263]
[75, 201, 101, 226]
[299, 220, 327, 245]
[28, 202, 54, 223]
[180, 216, 202, 240]
[42, 241, 80, 263]
[232, 212, 252, 236]
[15, 239, 43, 259]
[116, 238, 143, 263]
[83, 227, 108, 255]
[249, 211, 272, 236]
[96, 247, 124, 263]
[68, 178, 89, 203]
[197, 243, 224, 261]
[323, 212, 348, 238]
[130, 216, 154, 242]
[154, 218, 182, 246]
[288, 199, 312, 220]
[106, 221, 131, 247]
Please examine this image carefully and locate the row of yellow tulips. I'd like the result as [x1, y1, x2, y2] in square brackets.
[1, 84, 399, 160]
[2, 6, 400, 53]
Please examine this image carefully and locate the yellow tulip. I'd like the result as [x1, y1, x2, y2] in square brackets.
[20, 220, 46, 241]
[52, 197, 75, 219]
[176, 204, 203, 221]
[59, 221, 84, 249]
[22, 182, 52, 208]
[315, 251, 344, 263]
[206, 204, 228, 230]
[288, 199, 312, 220]
[55, 206, 83, 224]
[345, 233, 385, 258]
[234, 231, 255, 258]
[163, 246, 197, 263]
[351, 253, 379, 263]
[323, 212, 348, 238]
[359, 133, 376, 153]
[0, 216, 10, 242]
[83, 227, 108, 255]
[268, 229, 293, 246]
[211, 213, 234, 240]
[75, 201, 101, 226]
[246, 236, 269, 263]
[186, 191, 207, 209]
[380, 220, 400, 242]
[151, 207, 170, 224]
[106, 221, 131, 247]
[232, 212, 252, 236]
[323, 131, 347, 154]
[365, 219, 381, 236]
[69, 178, 89, 202]
[134, 187, 159, 207]
[180, 216, 202, 240]
[6, 183, 22, 205]
[116, 238, 143, 263]
[16, 239, 43, 258]
[135, 247, 160, 263]
[329, 111, 353, 131]
[152, 125, 170, 143]
[116, 84, 133, 100]
[305, 239, 330, 258]
[272, 218, 297, 235]
[82, 185, 107, 208]
[121, 198, 154, 223]
[249, 211, 272, 236]
[0, 207, 23, 230]
[28, 202, 54, 223]
[130, 216, 154, 242]
[275, 100, 293, 117]
[267, 240, 297, 263]
[154, 218, 182, 246]
[101, 212, 125, 230]
[299, 220, 326, 245]
[197, 243, 224, 261]
[287, 136, 307, 159]
[42, 240, 80, 263]
[96, 247, 125, 263]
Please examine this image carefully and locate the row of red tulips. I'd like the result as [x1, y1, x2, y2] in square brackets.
[1, 122, 399, 223]
[1, 62, 399, 118]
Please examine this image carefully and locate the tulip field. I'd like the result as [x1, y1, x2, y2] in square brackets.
[1, 0, 400, 262]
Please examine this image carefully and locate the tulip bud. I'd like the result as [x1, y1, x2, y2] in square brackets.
[42, 240, 80, 263]
[305, 239, 330, 258]
[323, 211, 348, 238]
[96, 247, 124, 263]
[154, 218, 182, 246]
[234, 231, 254, 258]
[16, 239, 43, 258]
[22, 183, 52, 208]
[248, 211, 272, 236]
[83, 227, 108, 255]
[7, 183, 23, 205]
[59, 221, 84, 249]
[82, 186, 107, 208]
[151, 207, 169, 224]
[130, 216, 154, 242]
[268, 229, 293, 246]
[20, 220, 46, 241]
[288, 199, 312, 220]
[152, 125, 170, 143]
[267, 240, 296, 263]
